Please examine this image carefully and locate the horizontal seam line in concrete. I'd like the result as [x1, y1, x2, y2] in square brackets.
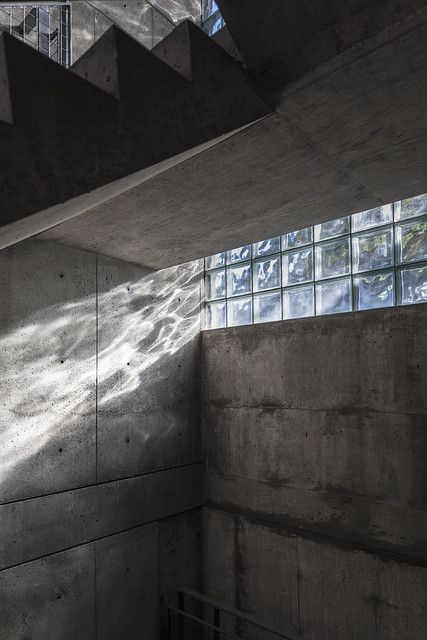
[205, 470, 427, 512]
[0, 460, 203, 508]
[0, 506, 202, 573]
[203, 404, 426, 416]
[205, 503, 427, 568]
[205, 471, 427, 511]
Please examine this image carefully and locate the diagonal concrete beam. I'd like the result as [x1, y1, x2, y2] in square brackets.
[0, 116, 269, 254]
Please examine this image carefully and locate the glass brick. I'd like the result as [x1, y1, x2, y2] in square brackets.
[399, 265, 427, 304]
[396, 219, 427, 264]
[315, 237, 350, 279]
[253, 237, 281, 257]
[352, 205, 392, 231]
[354, 271, 394, 310]
[205, 301, 227, 329]
[253, 255, 281, 292]
[352, 227, 393, 273]
[395, 194, 427, 220]
[283, 284, 314, 319]
[253, 291, 282, 324]
[227, 262, 252, 297]
[205, 252, 225, 270]
[282, 248, 313, 286]
[205, 268, 225, 301]
[314, 216, 350, 242]
[227, 296, 252, 326]
[282, 227, 312, 249]
[226, 245, 251, 264]
[316, 278, 352, 315]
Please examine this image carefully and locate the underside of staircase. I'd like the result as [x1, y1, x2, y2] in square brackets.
[1, 2, 427, 268]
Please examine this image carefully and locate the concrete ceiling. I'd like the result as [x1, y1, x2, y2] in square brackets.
[216, 0, 427, 89]
[38, 12, 427, 268]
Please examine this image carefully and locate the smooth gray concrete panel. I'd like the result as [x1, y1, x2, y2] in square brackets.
[298, 535, 427, 640]
[150, 0, 201, 25]
[152, 9, 175, 48]
[237, 517, 299, 639]
[90, 1, 155, 48]
[96, 523, 159, 640]
[0, 239, 96, 504]
[203, 306, 426, 415]
[41, 112, 374, 268]
[205, 407, 427, 509]
[70, 1, 156, 61]
[0, 463, 202, 570]
[277, 19, 427, 201]
[0, 544, 96, 640]
[202, 508, 237, 635]
[70, 1, 96, 61]
[96, 256, 202, 482]
[202, 305, 427, 558]
[159, 509, 202, 638]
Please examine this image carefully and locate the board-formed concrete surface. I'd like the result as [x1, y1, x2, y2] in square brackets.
[1, 511, 202, 640]
[202, 305, 427, 559]
[203, 508, 427, 640]
[202, 304, 427, 639]
[0, 239, 203, 638]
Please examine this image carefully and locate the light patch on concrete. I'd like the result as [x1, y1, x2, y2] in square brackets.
[0, 242, 201, 501]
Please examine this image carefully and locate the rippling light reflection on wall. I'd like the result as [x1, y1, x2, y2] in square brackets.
[0, 258, 201, 486]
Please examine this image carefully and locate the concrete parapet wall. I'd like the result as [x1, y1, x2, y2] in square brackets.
[202, 305, 427, 638]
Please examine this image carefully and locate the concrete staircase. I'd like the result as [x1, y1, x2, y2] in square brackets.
[0, 3, 426, 268]
[0, 20, 269, 229]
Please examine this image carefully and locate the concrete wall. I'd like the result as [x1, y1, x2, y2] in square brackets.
[0, 239, 203, 639]
[71, 0, 202, 61]
[202, 305, 427, 639]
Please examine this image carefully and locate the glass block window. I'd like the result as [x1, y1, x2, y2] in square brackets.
[0, 3, 71, 67]
[204, 194, 427, 328]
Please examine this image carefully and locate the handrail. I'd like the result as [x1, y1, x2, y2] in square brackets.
[168, 605, 242, 640]
[178, 587, 294, 639]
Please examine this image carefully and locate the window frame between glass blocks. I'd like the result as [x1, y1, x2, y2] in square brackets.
[204, 196, 427, 329]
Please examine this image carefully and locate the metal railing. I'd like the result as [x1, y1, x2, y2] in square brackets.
[168, 588, 294, 640]
[0, 2, 71, 67]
